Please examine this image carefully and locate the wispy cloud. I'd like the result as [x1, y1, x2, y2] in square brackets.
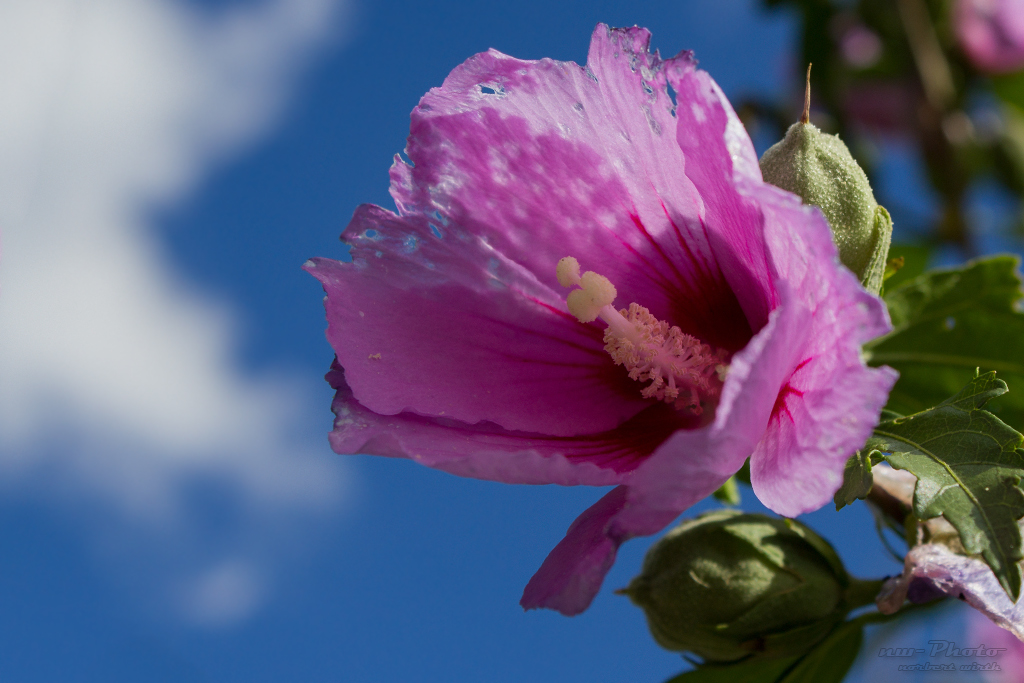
[0, 0, 348, 623]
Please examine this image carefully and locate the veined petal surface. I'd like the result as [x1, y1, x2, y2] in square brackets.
[309, 24, 896, 617]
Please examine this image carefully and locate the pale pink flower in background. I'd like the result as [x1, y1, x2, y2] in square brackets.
[956, 0, 1024, 73]
[969, 608, 1024, 681]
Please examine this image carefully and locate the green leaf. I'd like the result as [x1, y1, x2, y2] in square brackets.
[713, 476, 741, 506]
[866, 372, 1024, 599]
[880, 244, 930, 292]
[833, 450, 876, 511]
[664, 657, 800, 683]
[865, 256, 1024, 430]
[996, 103, 1024, 196]
[882, 256, 904, 283]
[664, 620, 863, 683]
[778, 619, 863, 683]
[993, 70, 1024, 112]
[736, 458, 752, 486]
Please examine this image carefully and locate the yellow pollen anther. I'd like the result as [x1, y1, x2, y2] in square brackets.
[557, 257, 728, 415]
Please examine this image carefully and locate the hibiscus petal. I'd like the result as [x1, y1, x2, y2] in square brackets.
[519, 486, 681, 616]
[519, 487, 628, 615]
[391, 24, 752, 352]
[669, 60, 775, 330]
[667, 59, 895, 517]
[306, 204, 651, 436]
[325, 362, 696, 485]
[747, 186, 897, 517]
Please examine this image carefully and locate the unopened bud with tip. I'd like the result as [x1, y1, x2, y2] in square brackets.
[759, 65, 892, 294]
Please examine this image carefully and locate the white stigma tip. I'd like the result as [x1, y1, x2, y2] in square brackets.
[566, 289, 600, 322]
[580, 271, 616, 308]
[556, 256, 581, 287]
[565, 270, 617, 322]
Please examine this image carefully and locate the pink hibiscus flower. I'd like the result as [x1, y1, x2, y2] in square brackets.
[305, 25, 896, 616]
[956, 0, 1024, 74]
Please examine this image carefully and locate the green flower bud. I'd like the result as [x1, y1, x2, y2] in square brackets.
[759, 121, 892, 294]
[623, 511, 877, 663]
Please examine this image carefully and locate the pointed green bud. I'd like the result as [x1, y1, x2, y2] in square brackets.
[623, 511, 880, 663]
[760, 121, 892, 294]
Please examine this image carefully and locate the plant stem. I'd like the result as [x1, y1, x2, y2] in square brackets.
[845, 577, 887, 610]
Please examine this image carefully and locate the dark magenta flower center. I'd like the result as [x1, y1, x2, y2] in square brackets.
[557, 256, 727, 415]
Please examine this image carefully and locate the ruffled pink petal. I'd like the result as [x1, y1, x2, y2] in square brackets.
[519, 486, 681, 616]
[391, 24, 752, 352]
[668, 60, 775, 331]
[519, 487, 627, 615]
[956, 0, 1024, 74]
[325, 362, 696, 485]
[752, 360, 897, 517]
[667, 59, 895, 517]
[305, 204, 651, 437]
[745, 185, 897, 517]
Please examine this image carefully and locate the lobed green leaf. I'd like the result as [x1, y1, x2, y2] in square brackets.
[833, 450, 876, 511]
[866, 372, 1024, 599]
[865, 256, 1024, 430]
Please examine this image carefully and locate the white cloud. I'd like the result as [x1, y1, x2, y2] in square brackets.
[179, 559, 267, 627]
[0, 0, 348, 623]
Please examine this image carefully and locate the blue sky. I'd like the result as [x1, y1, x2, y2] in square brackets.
[0, 0, 989, 681]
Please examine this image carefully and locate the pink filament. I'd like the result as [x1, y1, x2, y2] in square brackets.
[598, 303, 727, 415]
